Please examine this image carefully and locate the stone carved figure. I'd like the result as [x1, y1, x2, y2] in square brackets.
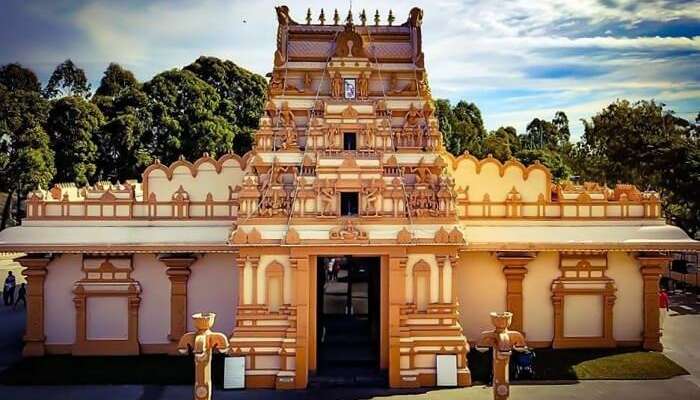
[410, 163, 433, 185]
[401, 103, 425, 147]
[302, 71, 312, 92]
[476, 312, 527, 400]
[331, 71, 343, 98]
[279, 102, 296, 128]
[360, 123, 375, 149]
[358, 72, 370, 99]
[330, 219, 368, 240]
[282, 127, 297, 149]
[363, 185, 381, 216]
[325, 125, 339, 149]
[317, 181, 336, 216]
[177, 313, 229, 400]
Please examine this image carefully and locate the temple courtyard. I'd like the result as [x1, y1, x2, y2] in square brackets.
[0, 291, 697, 400]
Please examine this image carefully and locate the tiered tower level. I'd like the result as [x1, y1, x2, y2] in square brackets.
[4, 5, 698, 392]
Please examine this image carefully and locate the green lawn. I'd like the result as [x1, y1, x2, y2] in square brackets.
[468, 347, 688, 382]
[0, 348, 688, 385]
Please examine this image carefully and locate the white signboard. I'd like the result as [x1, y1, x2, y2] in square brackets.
[223, 356, 245, 389]
[436, 354, 458, 387]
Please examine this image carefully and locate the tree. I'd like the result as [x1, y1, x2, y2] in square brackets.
[434, 99, 487, 156]
[43, 59, 92, 99]
[0, 78, 55, 229]
[94, 63, 139, 97]
[94, 87, 153, 181]
[482, 132, 512, 161]
[0, 63, 41, 92]
[144, 69, 235, 163]
[515, 148, 571, 181]
[521, 111, 571, 151]
[184, 56, 268, 132]
[46, 96, 104, 186]
[575, 99, 699, 236]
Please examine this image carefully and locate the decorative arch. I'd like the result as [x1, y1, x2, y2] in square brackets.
[265, 261, 285, 312]
[412, 259, 432, 312]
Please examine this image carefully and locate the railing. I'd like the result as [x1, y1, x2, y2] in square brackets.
[26, 199, 238, 220]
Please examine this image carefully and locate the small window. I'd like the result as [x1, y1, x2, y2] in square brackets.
[341, 192, 359, 216]
[343, 132, 357, 150]
[344, 78, 356, 99]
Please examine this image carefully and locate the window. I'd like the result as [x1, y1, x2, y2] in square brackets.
[344, 78, 356, 99]
[341, 192, 359, 216]
[343, 132, 357, 150]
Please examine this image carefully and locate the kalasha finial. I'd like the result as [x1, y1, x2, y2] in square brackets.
[374, 9, 380, 26]
[388, 9, 395, 26]
[360, 9, 367, 26]
[319, 8, 326, 25]
[346, 9, 353, 24]
[333, 8, 340, 25]
[306, 8, 312, 24]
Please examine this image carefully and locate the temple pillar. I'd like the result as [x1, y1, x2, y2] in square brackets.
[497, 252, 535, 333]
[18, 255, 51, 357]
[159, 254, 197, 354]
[388, 256, 407, 387]
[290, 256, 309, 389]
[636, 253, 670, 351]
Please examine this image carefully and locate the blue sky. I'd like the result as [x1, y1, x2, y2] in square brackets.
[1, 0, 699, 139]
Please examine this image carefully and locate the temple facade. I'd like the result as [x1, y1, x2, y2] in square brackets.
[0, 6, 698, 390]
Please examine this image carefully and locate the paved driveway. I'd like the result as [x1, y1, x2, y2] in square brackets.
[0, 294, 698, 399]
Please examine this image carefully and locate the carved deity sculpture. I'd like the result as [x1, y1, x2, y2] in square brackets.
[358, 72, 370, 99]
[317, 181, 336, 216]
[177, 313, 229, 400]
[360, 123, 376, 149]
[476, 312, 527, 400]
[325, 124, 339, 149]
[331, 71, 343, 98]
[410, 163, 433, 185]
[401, 103, 425, 147]
[363, 185, 381, 216]
[390, 73, 401, 94]
[330, 219, 368, 240]
[302, 71, 312, 92]
[279, 102, 296, 128]
[282, 127, 297, 149]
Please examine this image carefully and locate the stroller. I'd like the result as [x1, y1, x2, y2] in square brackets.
[513, 349, 536, 379]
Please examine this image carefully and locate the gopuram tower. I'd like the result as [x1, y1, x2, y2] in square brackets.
[228, 6, 470, 389]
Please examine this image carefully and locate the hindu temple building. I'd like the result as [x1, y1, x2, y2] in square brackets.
[0, 6, 698, 389]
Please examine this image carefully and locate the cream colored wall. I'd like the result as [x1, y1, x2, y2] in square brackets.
[132, 254, 170, 344]
[86, 297, 129, 340]
[257, 255, 292, 305]
[449, 157, 549, 203]
[607, 252, 643, 341]
[45, 254, 82, 344]
[187, 254, 238, 334]
[522, 252, 559, 342]
[564, 295, 603, 337]
[405, 254, 439, 304]
[147, 159, 245, 201]
[455, 252, 506, 341]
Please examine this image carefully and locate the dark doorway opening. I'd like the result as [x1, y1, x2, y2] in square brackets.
[343, 132, 357, 150]
[340, 192, 359, 216]
[315, 256, 383, 386]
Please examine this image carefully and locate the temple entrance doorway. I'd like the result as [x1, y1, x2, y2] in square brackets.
[315, 256, 383, 385]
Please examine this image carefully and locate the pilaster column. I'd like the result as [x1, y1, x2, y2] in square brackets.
[291, 256, 309, 389]
[497, 252, 535, 333]
[18, 255, 51, 357]
[637, 253, 670, 351]
[436, 256, 446, 304]
[235, 255, 246, 305]
[388, 256, 407, 388]
[159, 254, 197, 353]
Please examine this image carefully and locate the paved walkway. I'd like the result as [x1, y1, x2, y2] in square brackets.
[0, 293, 698, 399]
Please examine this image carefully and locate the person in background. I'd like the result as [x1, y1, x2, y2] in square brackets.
[3, 271, 16, 306]
[14, 283, 26, 310]
[659, 288, 670, 330]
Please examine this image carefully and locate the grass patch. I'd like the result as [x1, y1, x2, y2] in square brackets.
[468, 348, 688, 382]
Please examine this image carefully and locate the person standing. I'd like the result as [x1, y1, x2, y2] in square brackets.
[13, 283, 26, 310]
[3, 271, 16, 306]
[659, 289, 670, 330]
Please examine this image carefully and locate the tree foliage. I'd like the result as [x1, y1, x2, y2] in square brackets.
[435, 99, 487, 156]
[43, 59, 92, 99]
[46, 96, 104, 186]
[0, 63, 41, 93]
[94, 63, 139, 97]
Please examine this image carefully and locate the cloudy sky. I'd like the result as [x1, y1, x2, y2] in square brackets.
[1, 0, 699, 138]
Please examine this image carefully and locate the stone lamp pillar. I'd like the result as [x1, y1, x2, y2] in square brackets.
[476, 312, 527, 400]
[178, 313, 230, 400]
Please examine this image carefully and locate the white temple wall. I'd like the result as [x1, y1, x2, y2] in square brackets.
[45, 254, 82, 345]
[455, 252, 506, 341]
[187, 254, 238, 334]
[608, 252, 644, 341]
[522, 252, 559, 342]
[132, 254, 170, 344]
